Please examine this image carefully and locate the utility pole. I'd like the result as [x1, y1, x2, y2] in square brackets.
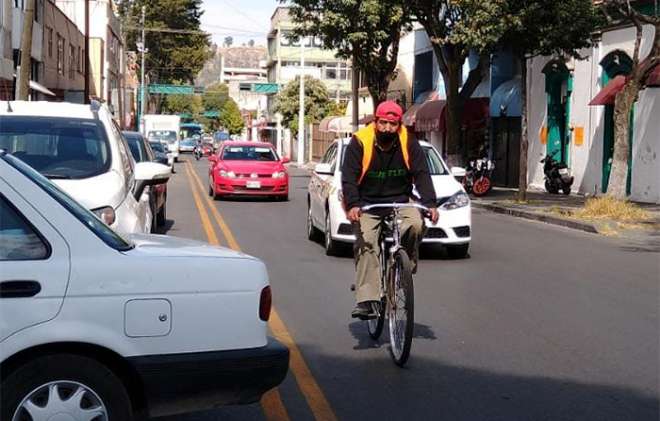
[297, 36, 305, 165]
[17, 0, 36, 100]
[84, 0, 90, 103]
[139, 5, 146, 132]
[351, 55, 359, 132]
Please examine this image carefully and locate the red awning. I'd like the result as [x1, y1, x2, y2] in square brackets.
[439, 97, 490, 133]
[402, 91, 440, 127]
[415, 100, 446, 132]
[589, 75, 626, 106]
[647, 64, 660, 86]
[359, 114, 374, 125]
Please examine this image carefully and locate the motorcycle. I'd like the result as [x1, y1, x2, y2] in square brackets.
[463, 157, 495, 197]
[193, 143, 203, 160]
[541, 151, 573, 195]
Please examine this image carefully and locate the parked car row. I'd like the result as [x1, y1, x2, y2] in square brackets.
[0, 101, 289, 420]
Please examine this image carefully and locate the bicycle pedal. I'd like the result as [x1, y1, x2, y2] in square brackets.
[350, 284, 356, 291]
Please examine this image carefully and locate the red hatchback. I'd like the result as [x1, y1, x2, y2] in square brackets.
[208, 142, 290, 200]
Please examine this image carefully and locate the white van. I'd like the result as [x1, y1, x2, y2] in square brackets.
[142, 114, 181, 162]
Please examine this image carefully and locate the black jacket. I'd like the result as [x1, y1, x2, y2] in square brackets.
[341, 135, 436, 210]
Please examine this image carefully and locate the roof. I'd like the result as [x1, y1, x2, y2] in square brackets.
[589, 75, 626, 106]
[0, 101, 96, 119]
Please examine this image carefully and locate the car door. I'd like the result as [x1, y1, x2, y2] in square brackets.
[310, 143, 337, 226]
[0, 180, 71, 342]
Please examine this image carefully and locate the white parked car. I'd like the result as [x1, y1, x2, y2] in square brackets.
[0, 151, 289, 420]
[307, 138, 471, 258]
[0, 100, 166, 234]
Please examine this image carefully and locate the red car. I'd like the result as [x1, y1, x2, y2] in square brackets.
[208, 142, 290, 200]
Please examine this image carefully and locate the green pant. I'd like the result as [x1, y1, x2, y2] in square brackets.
[353, 207, 423, 303]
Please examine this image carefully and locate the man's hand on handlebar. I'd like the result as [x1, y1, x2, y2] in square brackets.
[347, 207, 362, 222]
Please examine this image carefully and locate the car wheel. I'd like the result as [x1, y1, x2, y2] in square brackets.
[307, 202, 320, 242]
[324, 211, 340, 256]
[209, 177, 220, 200]
[447, 243, 470, 259]
[1, 354, 133, 421]
[157, 201, 167, 227]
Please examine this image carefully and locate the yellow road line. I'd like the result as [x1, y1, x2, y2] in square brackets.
[184, 162, 289, 421]
[183, 163, 220, 246]
[186, 161, 338, 421]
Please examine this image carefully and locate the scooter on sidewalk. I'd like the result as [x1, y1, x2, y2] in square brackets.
[541, 150, 574, 195]
[463, 157, 495, 197]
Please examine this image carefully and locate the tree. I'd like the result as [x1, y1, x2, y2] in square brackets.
[248, 39, 255, 47]
[496, 0, 599, 200]
[163, 94, 199, 115]
[224, 36, 233, 47]
[118, 0, 212, 84]
[288, 0, 413, 109]
[409, 1, 507, 162]
[326, 100, 348, 117]
[202, 83, 229, 112]
[273, 76, 331, 134]
[220, 99, 244, 135]
[601, 0, 659, 199]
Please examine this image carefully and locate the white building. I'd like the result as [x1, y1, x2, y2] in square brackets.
[526, 21, 659, 203]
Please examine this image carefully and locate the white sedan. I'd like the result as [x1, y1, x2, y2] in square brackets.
[307, 138, 471, 258]
[0, 151, 289, 420]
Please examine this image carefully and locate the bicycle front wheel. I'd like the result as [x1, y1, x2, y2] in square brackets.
[367, 298, 385, 340]
[388, 249, 414, 366]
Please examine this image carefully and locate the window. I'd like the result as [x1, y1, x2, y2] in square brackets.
[222, 145, 277, 161]
[56, 35, 64, 75]
[0, 195, 49, 261]
[112, 121, 135, 191]
[423, 146, 448, 175]
[47, 27, 53, 58]
[325, 63, 337, 80]
[320, 143, 337, 165]
[69, 44, 75, 79]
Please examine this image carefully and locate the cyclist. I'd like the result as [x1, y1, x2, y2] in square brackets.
[342, 100, 439, 320]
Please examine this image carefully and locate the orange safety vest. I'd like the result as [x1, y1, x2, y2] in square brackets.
[354, 123, 410, 184]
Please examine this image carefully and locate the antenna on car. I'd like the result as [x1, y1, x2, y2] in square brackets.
[6, 101, 13, 112]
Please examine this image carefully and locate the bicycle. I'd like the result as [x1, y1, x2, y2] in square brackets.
[356, 202, 429, 367]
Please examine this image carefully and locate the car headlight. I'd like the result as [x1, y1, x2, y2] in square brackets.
[441, 191, 470, 210]
[92, 206, 116, 225]
[219, 170, 236, 178]
[272, 171, 286, 179]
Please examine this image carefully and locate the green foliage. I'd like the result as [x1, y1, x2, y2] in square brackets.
[326, 101, 348, 117]
[273, 76, 331, 134]
[220, 99, 244, 135]
[162, 93, 203, 116]
[288, 0, 413, 106]
[118, 0, 212, 84]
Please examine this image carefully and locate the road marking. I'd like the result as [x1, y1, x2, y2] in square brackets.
[184, 161, 289, 421]
[186, 161, 338, 421]
[183, 163, 220, 246]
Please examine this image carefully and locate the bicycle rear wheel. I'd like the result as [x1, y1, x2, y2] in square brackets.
[367, 298, 385, 340]
[388, 249, 414, 366]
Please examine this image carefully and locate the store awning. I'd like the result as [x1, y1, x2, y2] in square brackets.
[402, 91, 439, 126]
[415, 100, 446, 132]
[589, 75, 626, 106]
[440, 97, 489, 133]
[490, 77, 521, 117]
[647, 64, 660, 86]
[319, 116, 354, 133]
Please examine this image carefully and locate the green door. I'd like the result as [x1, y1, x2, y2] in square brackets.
[544, 65, 571, 164]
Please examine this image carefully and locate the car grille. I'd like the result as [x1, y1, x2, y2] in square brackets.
[233, 186, 275, 192]
[425, 228, 448, 239]
[235, 173, 272, 179]
[453, 226, 471, 238]
[337, 223, 353, 236]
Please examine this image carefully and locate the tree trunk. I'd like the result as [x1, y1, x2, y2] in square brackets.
[606, 81, 638, 199]
[368, 74, 390, 112]
[443, 64, 464, 164]
[518, 56, 528, 201]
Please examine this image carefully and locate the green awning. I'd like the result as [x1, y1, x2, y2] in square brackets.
[252, 83, 279, 94]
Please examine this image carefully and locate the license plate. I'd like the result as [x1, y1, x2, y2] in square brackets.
[559, 168, 569, 175]
[246, 181, 261, 189]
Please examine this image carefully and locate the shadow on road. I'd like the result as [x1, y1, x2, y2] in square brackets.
[348, 321, 437, 351]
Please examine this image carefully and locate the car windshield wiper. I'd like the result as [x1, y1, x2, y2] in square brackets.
[42, 173, 73, 179]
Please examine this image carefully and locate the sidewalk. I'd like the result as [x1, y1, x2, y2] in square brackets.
[472, 187, 660, 241]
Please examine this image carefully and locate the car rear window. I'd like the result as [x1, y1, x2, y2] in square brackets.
[149, 141, 165, 153]
[0, 116, 110, 179]
[148, 130, 176, 143]
[222, 146, 277, 161]
[125, 136, 149, 163]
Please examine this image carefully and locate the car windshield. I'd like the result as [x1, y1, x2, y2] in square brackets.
[149, 141, 165, 153]
[222, 145, 277, 161]
[148, 130, 176, 143]
[339, 141, 448, 175]
[0, 116, 110, 179]
[2, 153, 132, 251]
[125, 136, 149, 163]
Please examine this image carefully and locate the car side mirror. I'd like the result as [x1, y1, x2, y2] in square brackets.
[281, 156, 291, 164]
[314, 163, 333, 175]
[133, 162, 171, 200]
[451, 167, 466, 178]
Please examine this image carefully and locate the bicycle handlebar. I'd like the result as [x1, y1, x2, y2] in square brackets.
[360, 203, 430, 212]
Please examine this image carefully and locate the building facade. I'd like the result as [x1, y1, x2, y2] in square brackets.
[0, 0, 15, 99]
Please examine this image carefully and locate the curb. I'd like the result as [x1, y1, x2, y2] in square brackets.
[473, 203, 599, 234]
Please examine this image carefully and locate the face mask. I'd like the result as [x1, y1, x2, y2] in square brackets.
[376, 131, 397, 145]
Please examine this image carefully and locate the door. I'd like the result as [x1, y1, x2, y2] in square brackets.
[0, 184, 71, 342]
[545, 68, 571, 164]
[310, 142, 337, 226]
[492, 117, 520, 188]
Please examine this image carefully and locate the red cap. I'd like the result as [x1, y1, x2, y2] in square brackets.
[374, 100, 403, 122]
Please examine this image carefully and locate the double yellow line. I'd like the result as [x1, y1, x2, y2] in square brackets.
[183, 161, 338, 421]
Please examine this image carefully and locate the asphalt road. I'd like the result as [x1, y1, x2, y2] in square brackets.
[156, 156, 659, 421]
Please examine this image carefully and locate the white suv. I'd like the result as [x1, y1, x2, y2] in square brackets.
[0, 101, 166, 234]
[0, 152, 289, 419]
[307, 138, 472, 258]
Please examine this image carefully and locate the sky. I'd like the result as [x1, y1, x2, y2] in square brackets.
[201, 0, 278, 47]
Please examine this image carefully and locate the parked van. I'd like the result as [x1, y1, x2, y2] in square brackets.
[143, 114, 181, 162]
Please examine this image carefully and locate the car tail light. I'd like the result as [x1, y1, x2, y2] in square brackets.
[259, 286, 272, 321]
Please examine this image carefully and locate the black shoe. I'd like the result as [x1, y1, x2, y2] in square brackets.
[351, 301, 378, 320]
